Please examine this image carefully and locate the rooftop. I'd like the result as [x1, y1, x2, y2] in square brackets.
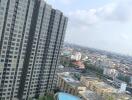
[81, 75, 118, 92]
[79, 90, 103, 100]
[96, 82, 118, 93]
[58, 72, 81, 88]
[84, 76, 99, 81]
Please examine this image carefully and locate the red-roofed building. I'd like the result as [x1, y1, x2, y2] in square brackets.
[73, 61, 85, 69]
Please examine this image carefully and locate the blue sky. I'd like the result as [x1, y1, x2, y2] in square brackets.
[47, 0, 132, 55]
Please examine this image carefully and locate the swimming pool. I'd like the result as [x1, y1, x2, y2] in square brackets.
[55, 92, 81, 100]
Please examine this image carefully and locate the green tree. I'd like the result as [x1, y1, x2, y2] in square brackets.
[28, 97, 32, 100]
[117, 74, 130, 84]
[39, 96, 45, 100]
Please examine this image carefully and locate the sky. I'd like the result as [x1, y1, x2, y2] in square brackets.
[47, 0, 132, 56]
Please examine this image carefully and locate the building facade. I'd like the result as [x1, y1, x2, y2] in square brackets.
[71, 52, 82, 61]
[57, 72, 103, 100]
[57, 72, 82, 96]
[103, 68, 119, 79]
[80, 76, 132, 100]
[0, 0, 68, 100]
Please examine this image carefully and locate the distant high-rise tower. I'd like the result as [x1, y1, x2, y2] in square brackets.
[0, 0, 68, 100]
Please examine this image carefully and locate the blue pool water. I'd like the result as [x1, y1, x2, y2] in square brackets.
[57, 92, 81, 100]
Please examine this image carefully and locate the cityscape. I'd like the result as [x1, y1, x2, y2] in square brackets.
[58, 43, 132, 100]
[0, 0, 132, 100]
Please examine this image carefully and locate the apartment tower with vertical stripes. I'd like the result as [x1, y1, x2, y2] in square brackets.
[0, 0, 68, 99]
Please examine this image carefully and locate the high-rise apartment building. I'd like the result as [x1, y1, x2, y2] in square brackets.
[0, 0, 68, 100]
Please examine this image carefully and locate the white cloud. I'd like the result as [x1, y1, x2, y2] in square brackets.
[98, 0, 132, 22]
[68, 0, 132, 28]
[65, 0, 132, 55]
[69, 9, 98, 26]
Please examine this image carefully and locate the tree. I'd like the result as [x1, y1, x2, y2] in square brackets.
[53, 87, 60, 94]
[108, 96, 114, 100]
[39, 96, 45, 100]
[29, 97, 32, 100]
[117, 74, 130, 84]
[84, 62, 103, 74]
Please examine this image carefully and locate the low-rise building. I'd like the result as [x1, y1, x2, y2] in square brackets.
[79, 90, 103, 100]
[56, 72, 102, 100]
[80, 76, 132, 100]
[71, 52, 82, 61]
[103, 68, 119, 78]
[80, 76, 99, 88]
[73, 61, 85, 69]
[56, 72, 86, 95]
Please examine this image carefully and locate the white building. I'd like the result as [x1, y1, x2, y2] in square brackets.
[103, 68, 119, 78]
[119, 83, 127, 92]
[82, 56, 88, 61]
[71, 52, 82, 61]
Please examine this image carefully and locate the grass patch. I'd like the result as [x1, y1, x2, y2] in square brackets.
[39, 95, 54, 100]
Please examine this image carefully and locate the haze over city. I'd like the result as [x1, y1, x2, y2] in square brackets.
[0, 0, 132, 100]
[47, 0, 132, 56]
